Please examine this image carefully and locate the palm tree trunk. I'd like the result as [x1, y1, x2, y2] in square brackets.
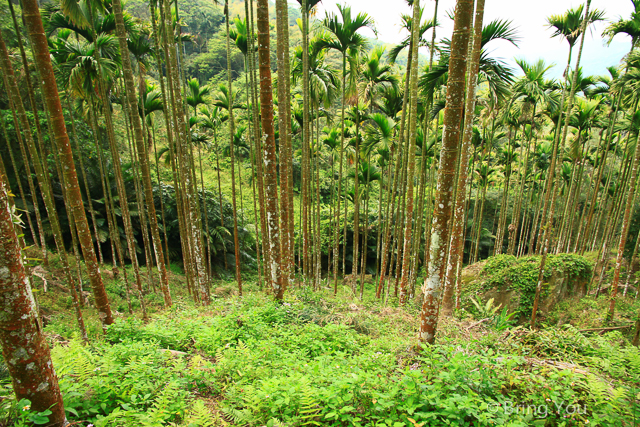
[557, 154, 580, 252]
[256, 0, 284, 299]
[122, 84, 155, 295]
[413, 0, 440, 283]
[360, 158, 372, 291]
[353, 117, 361, 290]
[374, 162, 387, 282]
[423, 159, 437, 268]
[534, 61, 571, 255]
[161, 0, 206, 303]
[151, 119, 172, 268]
[579, 113, 618, 254]
[67, 101, 104, 264]
[244, 55, 262, 288]
[565, 153, 588, 251]
[149, 0, 179, 270]
[442, 0, 485, 315]
[398, 0, 423, 305]
[246, 0, 270, 284]
[594, 140, 633, 294]
[224, 0, 243, 295]
[1, 33, 89, 341]
[112, 0, 172, 306]
[316, 119, 323, 289]
[50, 128, 90, 306]
[495, 126, 517, 255]
[7, 0, 48, 264]
[97, 85, 149, 317]
[213, 130, 228, 270]
[0, 177, 67, 426]
[301, 0, 311, 283]
[20, 0, 114, 328]
[531, 0, 592, 327]
[334, 52, 347, 290]
[608, 135, 640, 319]
[508, 121, 533, 255]
[590, 137, 618, 251]
[276, 0, 293, 288]
[2, 114, 37, 251]
[376, 132, 405, 298]
[89, 108, 133, 313]
[410, 116, 432, 294]
[419, 0, 473, 344]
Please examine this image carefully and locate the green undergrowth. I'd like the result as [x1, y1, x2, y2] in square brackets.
[466, 254, 593, 318]
[548, 294, 640, 329]
[2, 287, 638, 427]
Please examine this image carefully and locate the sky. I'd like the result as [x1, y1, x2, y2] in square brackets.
[305, 0, 636, 79]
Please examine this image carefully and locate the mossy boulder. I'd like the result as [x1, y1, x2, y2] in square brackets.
[461, 254, 593, 321]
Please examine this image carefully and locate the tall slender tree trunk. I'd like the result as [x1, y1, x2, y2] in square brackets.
[276, 0, 293, 287]
[214, 130, 228, 270]
[608, 134, 640, 319]
[398, 0, 422, 305]
[246, 0, 270, 284]
[495, 126, 517, 255]
[149, 0, 179, 271]
[534, 55, 572, 255]
[67, 101, 105, 264]
[579, 103, 620, 254]
[122, 83, 155, 296]
[301, 0, 311, 283]
[1, 42, 88, 340]
[111, 0, 172, 307]
[256, 0, 283, 299]
[243, 52, 263, 288]
[89, 108, 132, 313]
[316, 120, 323, 288]
[2, 109, 37, 252]
[225, 0, 243, 295]
[161, 0, 206, 303]
[0, 177, 66, 426]
[376, 63, 410, 297]
[419, 0, 473, 344]
[20, 0, 114, 327]
[7, 0, 48, 264]
[531, 0, 592, 327]
[442, 0, 485, 315]
[334, 52, 347, 290]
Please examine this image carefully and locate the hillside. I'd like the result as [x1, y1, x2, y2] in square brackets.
[2, 0, 640, 425]
[1, 250, 639, 426]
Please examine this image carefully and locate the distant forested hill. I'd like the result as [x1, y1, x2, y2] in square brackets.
[123, 0, 410, 85]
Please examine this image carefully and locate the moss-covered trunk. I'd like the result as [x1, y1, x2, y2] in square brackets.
[20, 0, 115, 328]
[0, 175, 66, 426]
[419, 0, 473, 344]
[256, 0, 283, 299]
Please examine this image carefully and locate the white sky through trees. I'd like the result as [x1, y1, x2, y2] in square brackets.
[310, 0, 634, 79]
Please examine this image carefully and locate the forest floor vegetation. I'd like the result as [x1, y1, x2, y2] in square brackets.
[0, 253, 639, 426]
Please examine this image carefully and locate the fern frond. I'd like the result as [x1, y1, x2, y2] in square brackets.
[184, 400, 216, 427]
[298, 377, 321, 426]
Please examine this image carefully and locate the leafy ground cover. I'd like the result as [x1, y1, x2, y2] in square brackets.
[1, 274, 639, 427]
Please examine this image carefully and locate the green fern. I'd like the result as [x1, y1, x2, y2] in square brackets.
[221, 406, 252, 426]
[149, 381, 179, 423]
[298, 377, 321, 426]
[183, 400, 216, 427]
[51, 338, 95, 382]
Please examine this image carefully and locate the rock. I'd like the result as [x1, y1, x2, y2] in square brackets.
[462, 254, 593, 322]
